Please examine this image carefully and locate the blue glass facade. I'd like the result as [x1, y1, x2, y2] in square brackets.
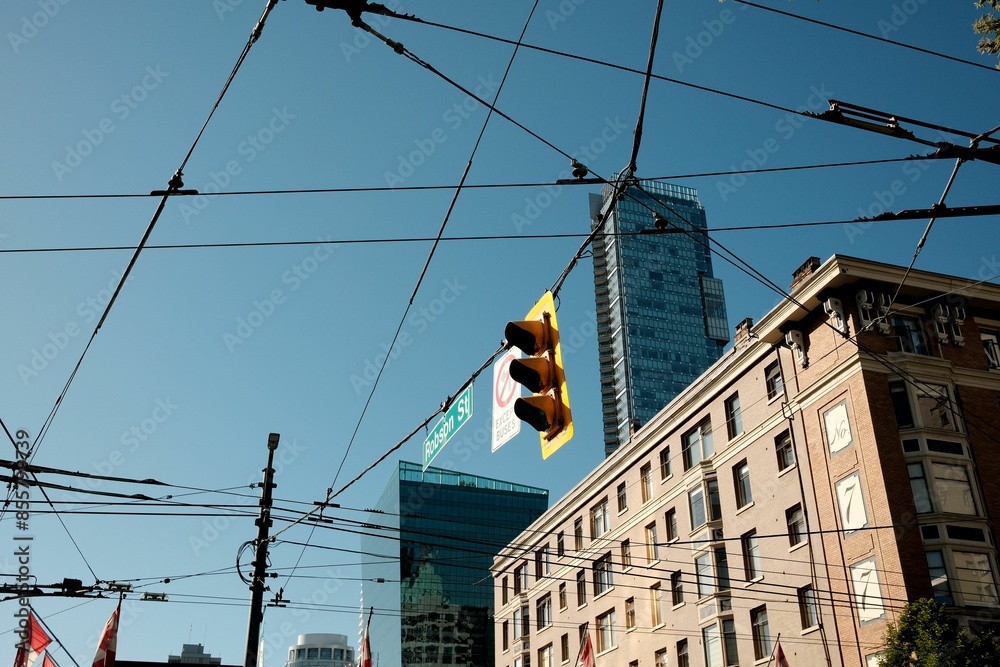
[590, 180, 729, 456]
[362, 462, 548, 667]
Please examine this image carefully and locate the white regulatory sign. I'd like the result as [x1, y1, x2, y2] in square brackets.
[491, 350, 522, 452]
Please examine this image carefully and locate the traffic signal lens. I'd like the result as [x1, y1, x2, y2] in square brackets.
[514, 397, 553, 432]
[508, 357, 551, 394]
[505, 320, 545, 356]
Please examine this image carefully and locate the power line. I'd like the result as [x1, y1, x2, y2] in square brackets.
[0, 156, 913, 201]
[732, 0, 1000, 74]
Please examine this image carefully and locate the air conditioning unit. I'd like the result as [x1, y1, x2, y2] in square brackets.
[931, 304, 950, 343]
[823, 297, 848, 335]
[950, 306, 966, 346]
[785, 329, 808, 368]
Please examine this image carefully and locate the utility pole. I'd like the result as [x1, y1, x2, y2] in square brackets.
[244, 433, 279, 667]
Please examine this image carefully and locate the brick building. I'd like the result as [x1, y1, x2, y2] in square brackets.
[492, 255, 1000, 667]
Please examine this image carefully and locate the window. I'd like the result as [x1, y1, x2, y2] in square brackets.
[703, 624, 721, 667]
[659, 447, 672, 480]
[671, 570, 684, 605]
[576, 569, 586, 606]
[593, 553, 614, 596]
[574, 518, 584, 551]
[596, 610, 616, 652]
[520, 605, 530, 637]
[536, 547, 547, 579]
[306, 649, 318, 660]
[617, 482, 627, 513]
[722, 618, 739, 666]
[742, 530, 761, 579]
[502, 576, 509, 605]
[677, 640, 689, 667]
[983, 330, 1000, 369]
[725, 394, 743, 439]
[914, 383, 959, 431]
[558, 582, 567, 610]
[892, 315, 929, 355]
[925, 551, 953, 604]
[908, 462, 932, 513]
[751, 606, 771, 660]
[734, 460, 753, 508]
[786, 505, 806, 546]
[592, 499, 610, 538]
[560, 634, 569, 663]
[715, 547, 731, 591]
[932, 462, 977, 515]
[696, 552, 714, 598]
[645, 522, 659, 563]
[557, 531, 565, 557]
[537, 594, 553, 630]
[666, 508, 678, 542]
[621, 539, 632, 569]
[538, 645, 553, 667]
[689, 487, 706, 529]
[682, 418, 714, 469]
[775, 431, 795, 471]
[707, 479, 721, 521]
[889, 381, 915, 429]
[798, 585, 819, 628]
[513, 607, 523, 640]
[954, 551, 999, 606]
[765, 362, 783, 399]
[625, 597, 636, 629]
[655, 649, 668, 667]
[640, 463, 653, 503]
[502, 621, 510, 651]
[650, 583, 663, 626]
[319, 649, 331, 661]
[514, 564, 528, 594]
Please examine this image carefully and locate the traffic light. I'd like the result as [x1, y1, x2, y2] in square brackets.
[504, 291, 573, 459]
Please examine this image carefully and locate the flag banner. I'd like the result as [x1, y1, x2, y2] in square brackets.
[357, 607, 373, 667]
[775, 640, 790, 667]
[14, 613, 52, 667]
[41, 654, 59, 667]
[579, 633, 596, 667]
[92, 602, 121, 667]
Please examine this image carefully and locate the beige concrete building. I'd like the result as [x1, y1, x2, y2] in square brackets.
[493, 255, 1000, 667]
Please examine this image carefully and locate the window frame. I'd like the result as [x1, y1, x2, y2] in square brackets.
[616, 482, 628, 513]
[593, 553, 614, 596]
[670, 570, 684, 606]
[750, 605, 771, 660]
[659, 446, 672, 480]
[786, 504, 806, 547]
[682, 418, 715, 470]
[591, 498, 610, 539]
[645, 522, 659, 563]
[640, 463, 653, 503]
[576, 569, 587, 606]
[765, 362, 783, 400]
[734, 460, 753, 509]
[650, 583, 664, 627]
[741, 530, 761, 580]
[798, 584, 819, 629]
[775, 430, 795, 472]
[625, 597, 636, 630]
[665, 508, 678, 542]
[536, 593, 553, 630]
[724, 393, 743, 440]
[595, 609, 617, 653]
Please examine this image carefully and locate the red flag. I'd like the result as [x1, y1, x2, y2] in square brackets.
[92, 602, 121, 667]
[357, 607, 373, 667]
[578, 633, 596, 667]
[41, 655, 60, 667]
[14, 613, 52, 667]
[775, 641, 790, 667]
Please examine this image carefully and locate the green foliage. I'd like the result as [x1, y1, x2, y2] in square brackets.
[878, 598, 1000, 667]
[974, 1, 1000, 66]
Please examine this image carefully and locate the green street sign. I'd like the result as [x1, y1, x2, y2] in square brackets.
[422, 384, 474, 471]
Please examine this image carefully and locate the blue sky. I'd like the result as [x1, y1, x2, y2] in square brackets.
[2, 0, 999, 663]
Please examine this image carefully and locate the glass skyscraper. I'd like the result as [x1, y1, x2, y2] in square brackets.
[590, 180, 729, 456]
[361, 462, 548, 667]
